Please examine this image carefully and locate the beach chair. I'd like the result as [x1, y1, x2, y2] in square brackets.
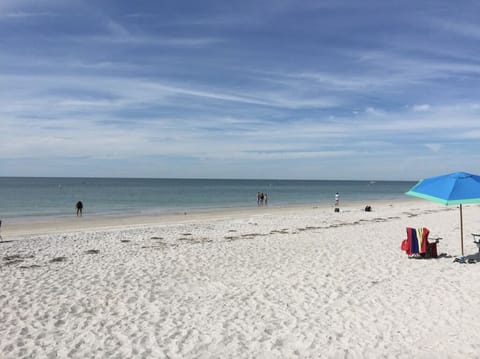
[401, 227, 439, 259]
[472, 233, 480, 260]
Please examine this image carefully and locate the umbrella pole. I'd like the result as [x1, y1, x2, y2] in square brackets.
[460, 204, 464, 256]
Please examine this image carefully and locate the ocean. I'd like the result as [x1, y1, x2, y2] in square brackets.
[0, 177, 415, 220]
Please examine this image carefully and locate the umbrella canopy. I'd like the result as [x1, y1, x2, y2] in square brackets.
[406, 171, 480, 256]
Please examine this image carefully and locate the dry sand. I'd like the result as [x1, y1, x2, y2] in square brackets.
[1, 200, 480, 358]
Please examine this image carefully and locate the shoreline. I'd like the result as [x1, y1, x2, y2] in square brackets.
[2, 197, 420, 239]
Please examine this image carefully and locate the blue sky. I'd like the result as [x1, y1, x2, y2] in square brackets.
[1, 0, 480, 180]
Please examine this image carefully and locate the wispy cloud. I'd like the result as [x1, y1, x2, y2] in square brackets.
[430, 19, 480, 40]
[413, 104, 431, 112]
[0, 11, 59, 18]
[1, 0, 480, 179]
[88, 33, 223, 47]
[424, 143, 443, 152]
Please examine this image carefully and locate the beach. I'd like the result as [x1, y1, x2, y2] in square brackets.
[1, 199, 480, 358]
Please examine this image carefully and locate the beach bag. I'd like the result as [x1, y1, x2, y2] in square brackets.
[425, 242, 438, 259]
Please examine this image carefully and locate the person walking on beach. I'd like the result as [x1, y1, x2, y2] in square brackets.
[76, 201, 83, 216]
[335, 192, 339, 206]
[264, 193, 268, 206]
[257, 192, 261, 206]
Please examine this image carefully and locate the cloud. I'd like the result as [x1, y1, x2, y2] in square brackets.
[105, 19, 130, 37]
[2, 95, 479, 168]
[88, 33, 223, 47]
[431, 19, 480, 41]
[460, 130, 480, 139]
[424, 143, 443, 152]
[0, 11, 58, 18]
[2, 1, 480, 179]
[0, 0, 76, 17]
[413, 104, 431, 112]
[365, 107, 384, 116]
[0, 72, 336, 111]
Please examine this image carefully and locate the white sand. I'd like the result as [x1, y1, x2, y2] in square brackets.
[1, 200, 480, 358]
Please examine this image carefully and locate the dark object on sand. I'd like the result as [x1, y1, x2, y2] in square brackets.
[85, 249, 100, 254]
[334, 208, 340, 212]
[365, 205, 372, 212]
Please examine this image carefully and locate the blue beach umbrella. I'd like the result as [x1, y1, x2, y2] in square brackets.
[406, 172, 480, 256]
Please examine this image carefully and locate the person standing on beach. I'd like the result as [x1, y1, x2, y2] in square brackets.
[76, 201, 83, 216]
[335, 192, 339, 206]
[257, 192, 261, 206]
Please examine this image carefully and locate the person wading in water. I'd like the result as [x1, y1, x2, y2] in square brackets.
[76, 201, 83, 216]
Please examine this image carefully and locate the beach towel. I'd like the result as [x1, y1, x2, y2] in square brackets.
[402, 227, 429, 255]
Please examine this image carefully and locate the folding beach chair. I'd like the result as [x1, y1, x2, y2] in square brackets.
[401, 227, 439, 259]
[472, 233, 480, 260]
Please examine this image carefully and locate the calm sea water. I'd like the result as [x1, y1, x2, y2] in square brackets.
[0, 177, 415, 219]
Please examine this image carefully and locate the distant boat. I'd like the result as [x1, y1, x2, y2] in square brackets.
[369, 181, 376, 185]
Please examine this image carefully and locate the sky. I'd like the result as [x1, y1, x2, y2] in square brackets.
[1, 0, 480, 180]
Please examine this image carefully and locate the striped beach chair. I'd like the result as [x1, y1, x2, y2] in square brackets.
[401, 227, 439, 259]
